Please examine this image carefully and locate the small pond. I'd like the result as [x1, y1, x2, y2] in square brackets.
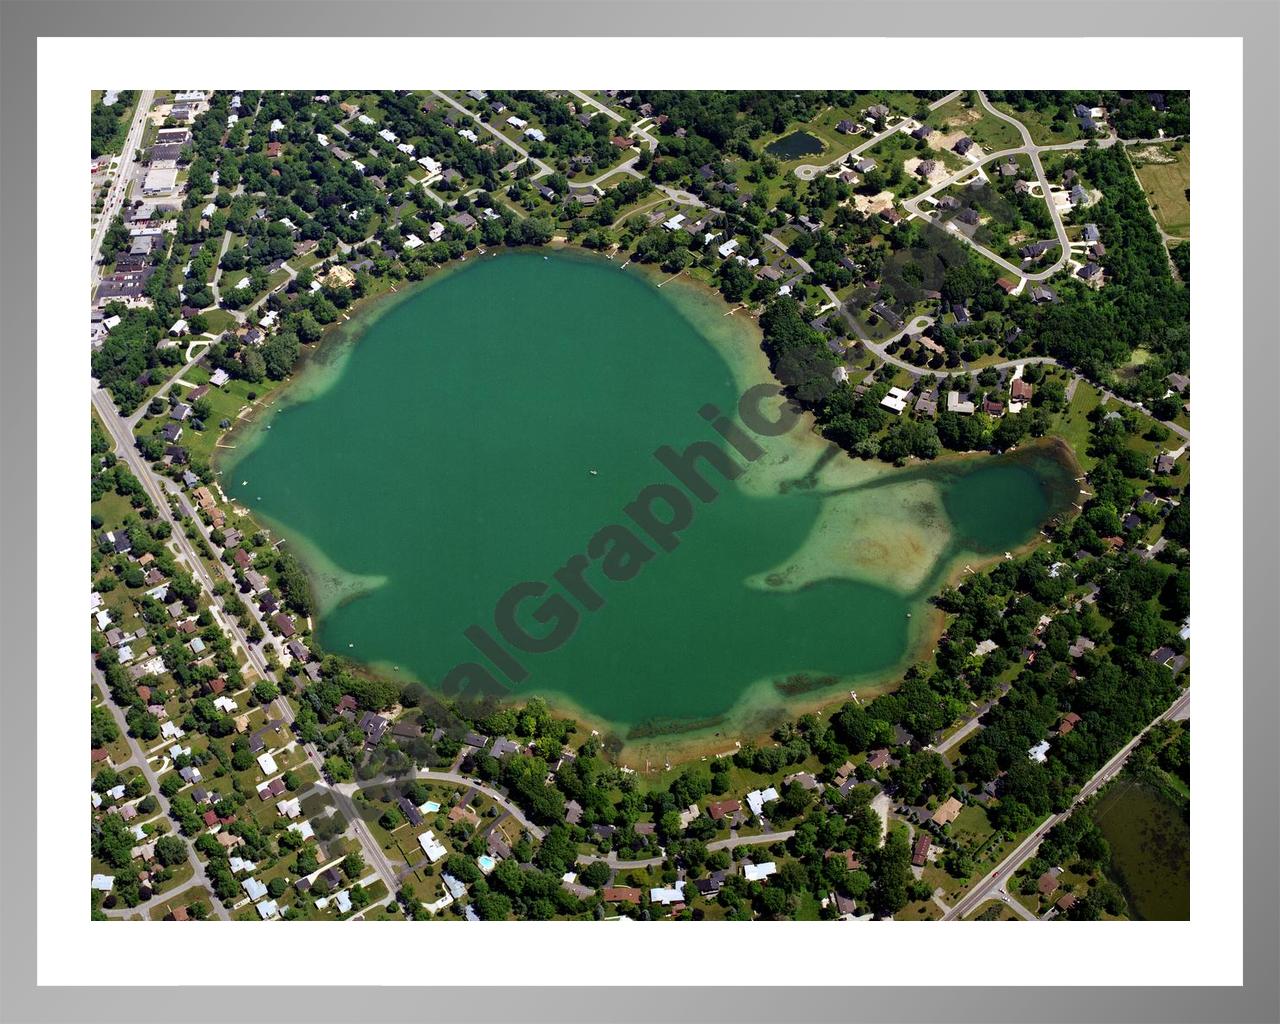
[766, 131, 825, 159]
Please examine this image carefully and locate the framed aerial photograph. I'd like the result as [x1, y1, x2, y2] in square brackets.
[4, 5, 1275, 1024]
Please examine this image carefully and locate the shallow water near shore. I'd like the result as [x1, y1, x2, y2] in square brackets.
[224, 250, 1076, 745]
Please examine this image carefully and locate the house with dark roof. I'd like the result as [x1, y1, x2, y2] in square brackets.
[911, 834, 931, 867]
[954, 136, 974, 155]
[692, 870, 728, 899]
[398, 797, 424, 827]
[870, 301, 903, 329]
[358, 711, 389, 747]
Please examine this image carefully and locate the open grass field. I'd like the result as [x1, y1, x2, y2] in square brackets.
[199, 308, 239, 335]
[988, 100, 1083, 147]
[1130, 143, 1190, 239]
[1051, 378, 1102, 472]
[930, 93, 1023, 153]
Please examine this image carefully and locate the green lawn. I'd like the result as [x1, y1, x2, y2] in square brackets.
[1051, 379, 1102, 471]
[963, 899, 1022, 921]
[929, 93, 1023, 153]
[988, 100, 1083, 147]
[199, 309, 239, 335]
[1130, 143, 1190, 239]
[147, 885, 216, 920]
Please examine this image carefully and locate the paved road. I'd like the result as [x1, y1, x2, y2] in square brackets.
[340, 768, 548, 842]
[90, 90, 155, 288]
[91, 381, 397, 900]
[92, 662, 231, 920]
[942, 687, 1190, 920]
[565, 93, 1192, 448]
[824, 302, 1191, 443]
[431, 90, 553, 181]
[897, 92, 1070, 283]
[934, 711, 986, 757]
[793, 90, 962, 182]
[574, 828, 796, 871]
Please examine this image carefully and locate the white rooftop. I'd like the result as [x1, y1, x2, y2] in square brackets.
[418, 830, 447, 862]
[746, 787, 779, 817]
[880, 386, 911, 414]
[649, 882, 685, 906]
[744, 861, 778, 882]
[242, 876, 268, 901]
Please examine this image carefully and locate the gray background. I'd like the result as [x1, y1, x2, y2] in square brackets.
[1, 2, 1276, 1022]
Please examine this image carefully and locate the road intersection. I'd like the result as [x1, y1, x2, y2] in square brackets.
[92, 381, 399, 901]
[942, 687, 1190, 921]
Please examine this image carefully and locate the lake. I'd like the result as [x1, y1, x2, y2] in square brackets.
[225, 250, 1076, 746]
[765, 131, 826, 159]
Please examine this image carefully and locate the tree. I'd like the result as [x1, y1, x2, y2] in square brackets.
[241, 348, 266, 383]
[579, 860, 611, 889]
[155, 834, 188, 867]
[253, 680, 279, 704]
[341, 852, 365, 880]
[91, 705, 120, 748]
[324, 755, 353, 782]
[474, 891, 512, 920]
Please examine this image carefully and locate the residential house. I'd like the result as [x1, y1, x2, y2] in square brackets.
[911, 835, 931, 867]
[931, 796, 963, 828]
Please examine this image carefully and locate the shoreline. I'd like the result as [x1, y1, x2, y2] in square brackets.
[203, 244, 1081, 766]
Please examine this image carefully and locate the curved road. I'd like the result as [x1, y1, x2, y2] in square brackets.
[93, 662, 231, 921]
[339, 768, 549, 842]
